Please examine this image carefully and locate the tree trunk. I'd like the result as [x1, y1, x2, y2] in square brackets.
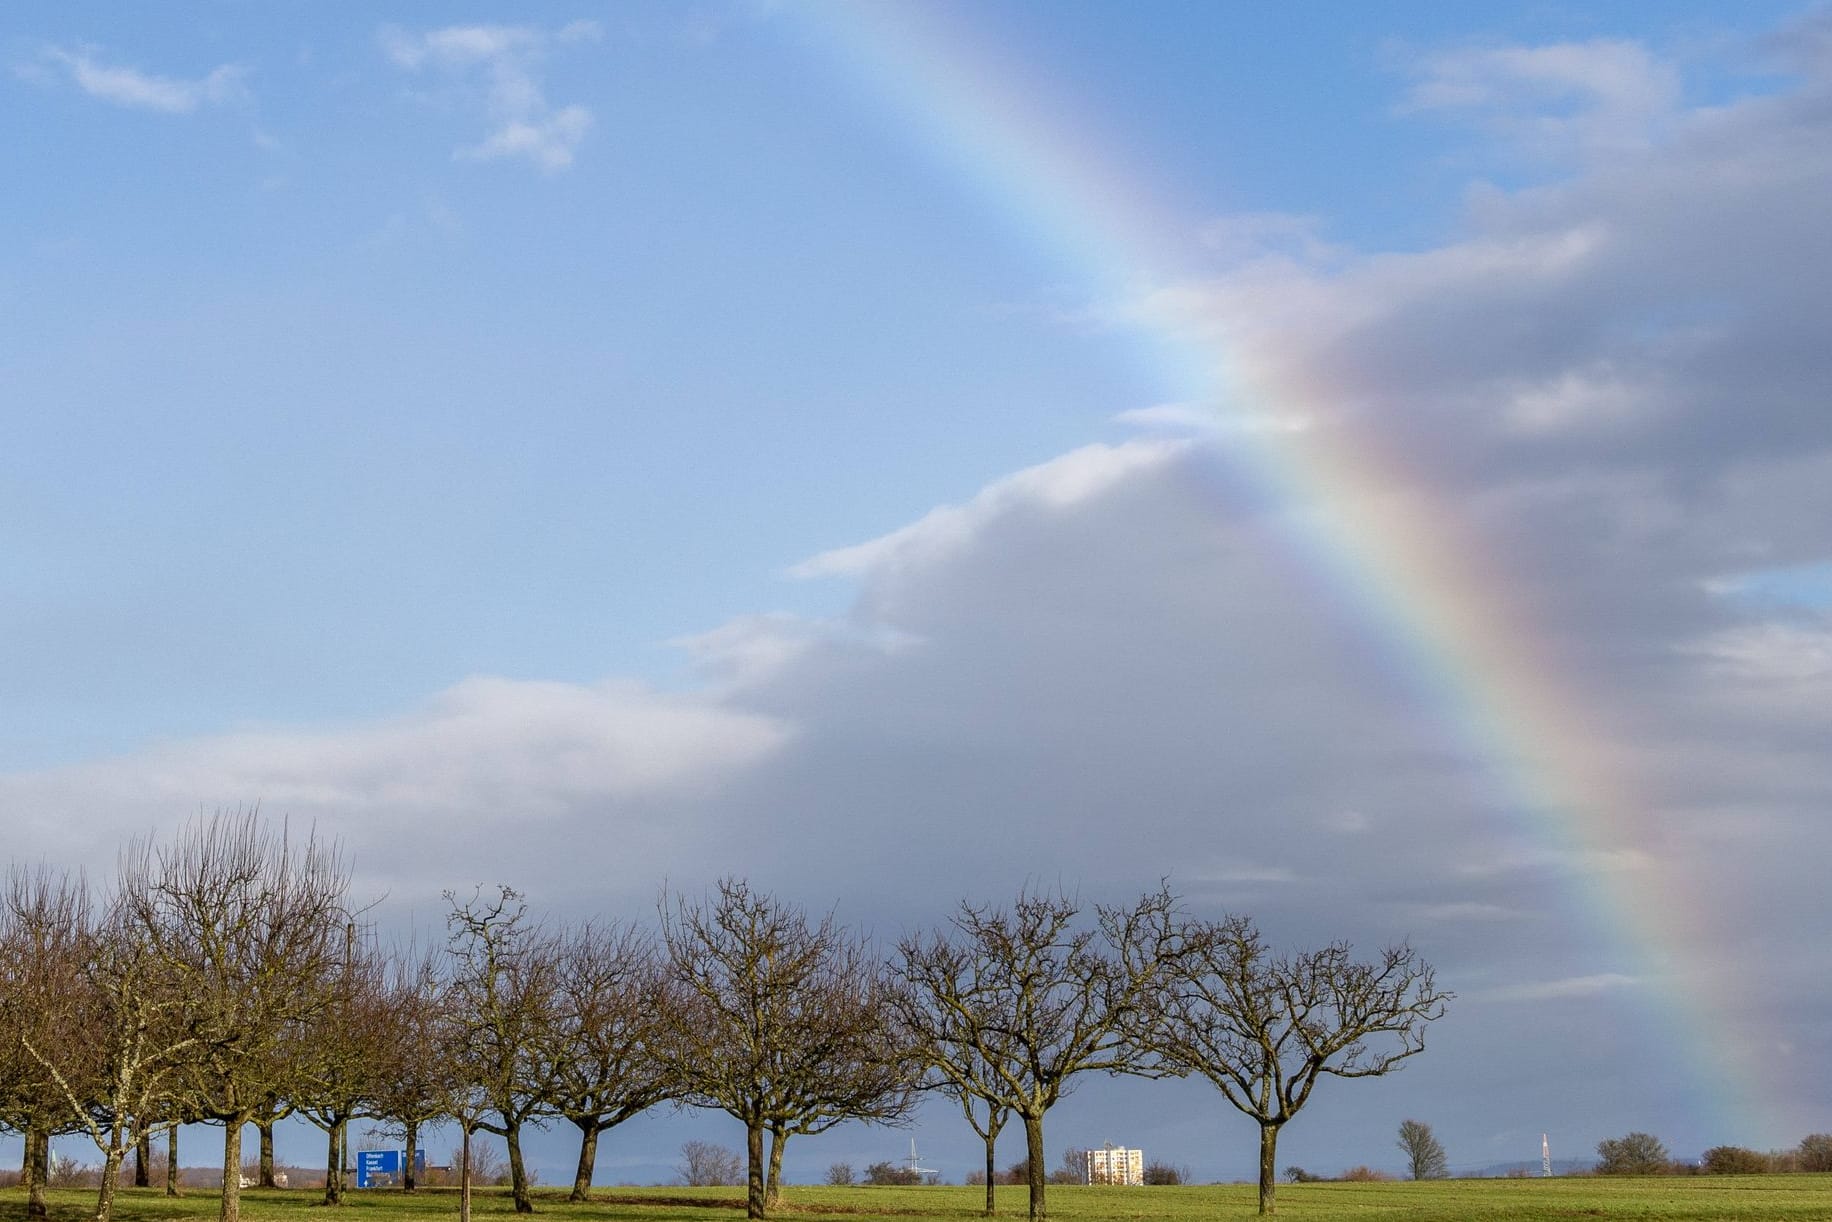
[459, 1125, 472, 1222]
[984, 1132, 998, 1216]
[764, 1126, 788, 1208]
[568, 1119, 598, 1203]
[166, 1125, 181, 1197]
[134, 1131, 150, 1188]
[745, 1121, 765, 1221]
[505, 1121, 534, 1213]
[1257, 1123, 1280, 1215]
[403, 1121, 418, 1193]
[220, 1118, 245, 1222]
[93, 1143, 125, 1222]
[322, 1117, 343, 1205]
[26, 1125, 49, 1220]
[1024, 1112, 1046, 1220]
[259, 1120, 276, 1189]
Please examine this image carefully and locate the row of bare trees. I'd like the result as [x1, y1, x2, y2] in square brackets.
[0, 814, 1448, 1222]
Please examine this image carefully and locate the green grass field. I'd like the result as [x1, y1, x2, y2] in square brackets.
[22, 1178, 1832, 1222]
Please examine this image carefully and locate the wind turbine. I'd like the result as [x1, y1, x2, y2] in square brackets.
[904, 1138, 938, 1181]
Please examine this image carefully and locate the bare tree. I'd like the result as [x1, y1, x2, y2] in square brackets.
[659, 879, 920, 1220]
[894, 886, 1185, 1220]
[1142, 914, 1450, 1215]
[295, 924, 398, 1205]
[0, 867, 98, 1221]
[547, 920, 681, 1201]
[1396, 1119, 1448, 1180]
[940, 1067, 1011, 1215]
[443, 886, 561, 1214]
[124, 810, 354, 1222]
[675, 1139, 742, 1187]
[1799, 1134, 1832, 1173]
[59, 907, 208, 1222]
[365, 942, 458, 1193]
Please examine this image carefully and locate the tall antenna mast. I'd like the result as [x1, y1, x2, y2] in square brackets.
[1541, 1134, 1552, 1177]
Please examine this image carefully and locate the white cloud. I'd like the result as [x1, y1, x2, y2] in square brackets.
[1113, 402, 1312, 437]
[382, 22, 599, 171]
[458, 105, 592, 172]
[790, 440, 1186, 580]
[1401, 39, 1680, 160]
[39, 46, 246, 113]
[1684, 621, 1832, 683]
[0, 676, 789, 901]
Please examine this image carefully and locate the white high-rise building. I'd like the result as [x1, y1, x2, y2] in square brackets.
[1085, 1145, 1144, 1186]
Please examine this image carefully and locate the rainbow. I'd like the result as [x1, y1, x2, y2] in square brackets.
[803, 5, 1770, 1142]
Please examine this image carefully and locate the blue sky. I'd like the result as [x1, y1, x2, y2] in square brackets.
[6, 0, 1832, 1187]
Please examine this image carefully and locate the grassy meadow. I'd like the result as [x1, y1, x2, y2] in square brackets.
[20, 1177, 1832, 1222]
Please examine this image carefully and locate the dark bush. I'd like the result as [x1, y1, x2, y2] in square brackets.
[863, 1161, 919, 1186]
[1701, 1146, 1770, 1175]
[1596, 1133, 1669, 1176]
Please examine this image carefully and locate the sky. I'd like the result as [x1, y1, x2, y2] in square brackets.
[4, 0, 1832, 1188]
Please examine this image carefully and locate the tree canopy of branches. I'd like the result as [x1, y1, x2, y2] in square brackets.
[660, 878, 919, 1221]
[1595, 1131, 1669, 1175]
[1396, 1119, 1449, 1180]
[895, 886, 1186, 1220]
[443, 886, 560, 1214]
[1142, 914, 1450, 1215]
[122, 811, 352, 1222]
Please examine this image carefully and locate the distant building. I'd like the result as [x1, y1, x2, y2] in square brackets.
[1085, 1146, 1143, 1186]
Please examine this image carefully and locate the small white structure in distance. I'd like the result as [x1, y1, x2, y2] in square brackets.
[1085, 1145, 1143, 1186]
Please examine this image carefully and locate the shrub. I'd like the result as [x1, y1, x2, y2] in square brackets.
[1284, 1166, 1321, 1183]
[825, 1163, 854, 1186]
[1142, 1161, 1188, 1185]
[1338, 1165, 1391, 1182]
